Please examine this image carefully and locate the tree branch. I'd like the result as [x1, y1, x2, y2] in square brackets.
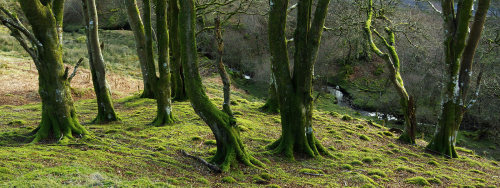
[68, 58, 84, 82]
[181, 150, 221, 173]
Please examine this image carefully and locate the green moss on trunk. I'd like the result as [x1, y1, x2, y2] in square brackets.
[179, 0, 263, 171]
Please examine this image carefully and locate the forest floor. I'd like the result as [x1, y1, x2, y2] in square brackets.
[0, 56, 499, 187]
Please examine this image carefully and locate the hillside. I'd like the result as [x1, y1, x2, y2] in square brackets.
[0, 66, 499, 187]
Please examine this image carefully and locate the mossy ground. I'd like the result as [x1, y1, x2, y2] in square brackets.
[0, 75, 499, 187]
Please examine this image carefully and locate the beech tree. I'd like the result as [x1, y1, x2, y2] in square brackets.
[125, 0, 174, 126]
[179, 0, 264, 171]
[0, 0, 88, 143]
[364, 0, 416, 144]
[427, 0, 490, 158]
[267, 0, 331, 159]
[82, 0, 119, 124]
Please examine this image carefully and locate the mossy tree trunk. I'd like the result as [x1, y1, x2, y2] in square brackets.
[168, 0, 187, 101]
[427, 0, 490, 158]
[260, 74, 279, 114]
[82, 0, 119, 124]
[214, 17, 232, 116]
[178, 0, 263, 172]
[0, 0, 88, 143]
[364, 0, 416, 144]
[125, 0, 155, 99]
[267, 0, 331, 159]
[125, 0, 174, 126]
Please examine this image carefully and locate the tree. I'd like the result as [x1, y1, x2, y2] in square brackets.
[125, 1, 154, 99]
[426, 0, 491, 158]
[267, 0, 331, 159]
[125, 0, 174, 126]
[0, 0, 88, 143]
[168, 0, 188, 101]
[178, 0, 264, 171]
[82, 0, 119, 124]
[364, 0, 416, 144]
[260, 78, 279, 114]
[214, 16, 233, 116]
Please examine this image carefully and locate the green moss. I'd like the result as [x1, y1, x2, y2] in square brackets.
[367, 169, 387, 178]
[191, 136, 202, 141]
[395, 166, 416, 173]
[253, 175, 268, 184]
[265, 184, 281, 188]
[341, 164, 354, 170]
[382, 131, 393, 137]
[204, 140, 216, 145]
[469, 169, 486, 174]
[427, 160, 439, 166]
[398, 156, 409, 161]
[456, 147, 475, 154]
[8, 120, 26, 126]
[342, 115, 353, 121]
[426, 177, 442, 185]
[359, 134, 371, 141]
[221, 176, 237, 183]
[405, 176, 430, 186]
[259, 173, 275, 181]
[387, 143, 396, 148]
[197, 177, 209, 184]
[299, 168, 324, 175]
[350, 160, 363, 166]
[362, 157, 374, 164]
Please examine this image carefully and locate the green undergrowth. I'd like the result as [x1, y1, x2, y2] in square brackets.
[0, 76, 499, 187]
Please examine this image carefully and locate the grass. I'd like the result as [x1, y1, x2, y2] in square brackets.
[0, 75, 498, 187]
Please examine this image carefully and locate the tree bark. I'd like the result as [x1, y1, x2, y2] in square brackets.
[214, 17, 232, 116]
[260, 74, 279, 114]
[364, 0, 416, 144]
[82, 0, 119, 124]
[179, 0, 263, 171]
[15, 0, 88, 143]
[426, 0, 490, 158]
[267, 0, 331, 159]
[125, 0, 155, 99]
[168, 0, 187, 101]
[125, 0, 174, 126]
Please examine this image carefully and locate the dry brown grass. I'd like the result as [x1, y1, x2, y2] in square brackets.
[0, 57, 143, 105]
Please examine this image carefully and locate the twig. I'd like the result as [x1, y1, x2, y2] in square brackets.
[68, 58, 84, 82]
[180, 150, 222, 173]
[301, 172, 324, 176]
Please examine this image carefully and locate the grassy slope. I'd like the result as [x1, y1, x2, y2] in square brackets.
[0, 76, 499, 187]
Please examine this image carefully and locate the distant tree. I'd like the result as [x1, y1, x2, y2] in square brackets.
[364, 0, 416, 144]
[0, 0, 88, 143]
[81, 0, 119, 124]
[125, 0, 174, 126]
[267, 0, 332, 159]
[178, 0, 264, 171]
[260, 78, 279, 114]
[214, 16, 233, 116]
[426, 0, 491, 158]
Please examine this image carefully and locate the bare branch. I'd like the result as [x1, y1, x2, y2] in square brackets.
[68, 58, 84, 82]
[287, 3, 298, 13]
[426, 1, 442, 14]
[181, 150, 221, 173]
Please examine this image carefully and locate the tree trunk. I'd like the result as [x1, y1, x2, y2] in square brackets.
[179, 0, 263, 171]
[267, 0, 331, 159]
[82, 0, 119, 124]
[16, 0, 88, 143]
[151, 0, 174, 126]
[260, 75, 279, 114]
[364, 0, 416, 144]
[125, 0, 174, 126]
[168, 0, 187, 101]
[214, 17, 232, 116]
[125, 0, 155, 99]
[426, 0, 490, 158]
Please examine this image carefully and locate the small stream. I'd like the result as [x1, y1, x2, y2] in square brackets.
[326, 86, 400, 122]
